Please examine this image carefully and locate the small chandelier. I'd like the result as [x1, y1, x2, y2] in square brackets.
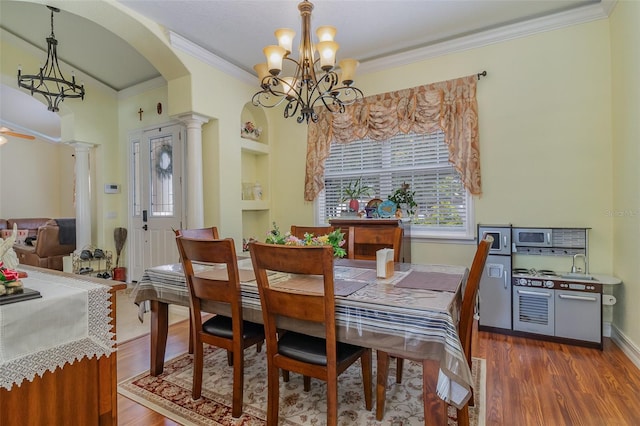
[17, 6, 85, 112]
[251, 0, 363, 124]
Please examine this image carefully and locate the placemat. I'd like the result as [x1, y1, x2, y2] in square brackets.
[196, 268, 256, 283]
[272, 275, 369, 296]
[394, 271, 462, 292]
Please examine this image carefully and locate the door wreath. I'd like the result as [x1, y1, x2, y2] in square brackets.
[155, 144, 173, 179]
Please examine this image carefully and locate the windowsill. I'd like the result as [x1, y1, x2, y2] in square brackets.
[408, 235, 476, 245]
[406, 224, 476, 243]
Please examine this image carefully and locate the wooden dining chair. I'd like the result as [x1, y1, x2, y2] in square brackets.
[375, 236, 493, 425]
[174, 226, 219, 239]
[347, 225, 405, 381]
[176, 236, 265, 418]
[249, 242, 373, 426]
[289, 225, 334, 239]
[347, 226, 403, 262]
[174, 226, 220, 353]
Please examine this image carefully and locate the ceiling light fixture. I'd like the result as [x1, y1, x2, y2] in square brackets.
[17, 6, 85, 112]
[251, 0, 363, 124]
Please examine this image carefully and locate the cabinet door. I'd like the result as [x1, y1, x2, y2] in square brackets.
[478, 256, 511, 330]
[555, 290, 601, 343]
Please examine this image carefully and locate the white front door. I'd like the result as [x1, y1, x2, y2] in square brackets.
[129, 124, 184, 282]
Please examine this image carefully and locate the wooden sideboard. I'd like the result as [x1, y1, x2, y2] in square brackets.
[0, 268, 126, 426]
[329, 218, 411, 263]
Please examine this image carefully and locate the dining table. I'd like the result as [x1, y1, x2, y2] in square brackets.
[131, 256, 472, 425]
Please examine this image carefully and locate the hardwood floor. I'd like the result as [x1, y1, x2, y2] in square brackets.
[116, 320, 640, 425]
[117, 319, 190, 426]
[474, 329, 640, 425]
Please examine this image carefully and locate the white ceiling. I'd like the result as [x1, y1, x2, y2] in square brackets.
[0, 0, 610, 141]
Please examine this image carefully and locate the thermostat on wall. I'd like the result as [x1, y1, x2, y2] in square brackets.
[104, 183, 120, 194]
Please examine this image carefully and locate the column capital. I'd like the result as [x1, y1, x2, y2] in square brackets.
[66, 141, 96, 151]
[173, 113, 211, 128]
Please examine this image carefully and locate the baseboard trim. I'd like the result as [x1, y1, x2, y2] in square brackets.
[610, 324, 640, 370]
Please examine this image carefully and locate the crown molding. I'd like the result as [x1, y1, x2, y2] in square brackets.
[360, 0, 616, 74]
[0, 118, 60, 144]
[168, 31, 255, 86]
[166, 0, 616, 82]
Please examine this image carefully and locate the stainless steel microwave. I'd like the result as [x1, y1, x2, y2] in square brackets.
[513, 228, 552, 247]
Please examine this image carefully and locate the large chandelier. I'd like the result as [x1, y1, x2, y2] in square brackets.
[251, 0, 363, 124]
[17, 6, 85, 112]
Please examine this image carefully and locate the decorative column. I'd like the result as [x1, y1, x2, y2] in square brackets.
[176, 113, 210, 229]
[69, 142, 93, 252]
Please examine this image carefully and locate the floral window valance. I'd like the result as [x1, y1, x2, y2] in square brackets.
[304, 74, 481, 201]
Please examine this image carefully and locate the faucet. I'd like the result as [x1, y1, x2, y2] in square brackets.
[571, 253, 588, 274]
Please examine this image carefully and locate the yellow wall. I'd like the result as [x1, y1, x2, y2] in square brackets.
[610, 0, 640, 346]
[271, 20, 614, 274]
[0, 139, 74, 218]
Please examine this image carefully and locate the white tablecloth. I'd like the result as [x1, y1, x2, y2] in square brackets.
[0, 269, 115, 390]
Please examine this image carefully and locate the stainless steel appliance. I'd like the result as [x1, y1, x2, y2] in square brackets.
[513, 228, 553, 247]
[477, 225, 512, 331]
[512, 269, 602, 345]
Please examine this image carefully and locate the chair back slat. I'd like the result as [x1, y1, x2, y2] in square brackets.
[347, 226, 403, 262]
[290, 225, 335, 239]
[174, 226, 220, 239]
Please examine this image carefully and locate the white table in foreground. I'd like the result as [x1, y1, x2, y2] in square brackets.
[0, 266, 126, 426]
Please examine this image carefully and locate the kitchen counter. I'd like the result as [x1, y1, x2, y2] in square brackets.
[589, 274, 621, 285]
[560, 273, 622, 285]
[513, 271, 621, 285]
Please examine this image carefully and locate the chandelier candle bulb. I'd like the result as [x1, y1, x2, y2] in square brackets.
[316, 25, 336, 42]
[275, 28, 295, 53]
[339, 58, 358, 85]
[264, 45, 286, 74]
[317, 41, 339, 70]
[282, 77, 297, 98]
[253, 63, 270, 85]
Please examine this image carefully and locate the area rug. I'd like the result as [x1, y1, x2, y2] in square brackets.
[118, 346, 485, 425]
[115, 287, 190, 344]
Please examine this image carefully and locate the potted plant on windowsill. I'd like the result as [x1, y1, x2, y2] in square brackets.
[341, 177, 372, 213]
[388, 182, 417, 219]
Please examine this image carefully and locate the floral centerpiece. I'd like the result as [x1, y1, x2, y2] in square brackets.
[265, 223, 346, 258]
[241, 121, 262, 140]
[0, 261, 23, 296]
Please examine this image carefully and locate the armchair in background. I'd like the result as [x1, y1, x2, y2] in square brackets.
[13, 218, 76, 271]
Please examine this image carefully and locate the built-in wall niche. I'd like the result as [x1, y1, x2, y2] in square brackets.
[240, 102, 271, 240]
[240, 103, 267, 144]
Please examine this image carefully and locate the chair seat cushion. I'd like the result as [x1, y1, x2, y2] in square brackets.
[278, 331, 364, 365]
[202, 315, 265, 340]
